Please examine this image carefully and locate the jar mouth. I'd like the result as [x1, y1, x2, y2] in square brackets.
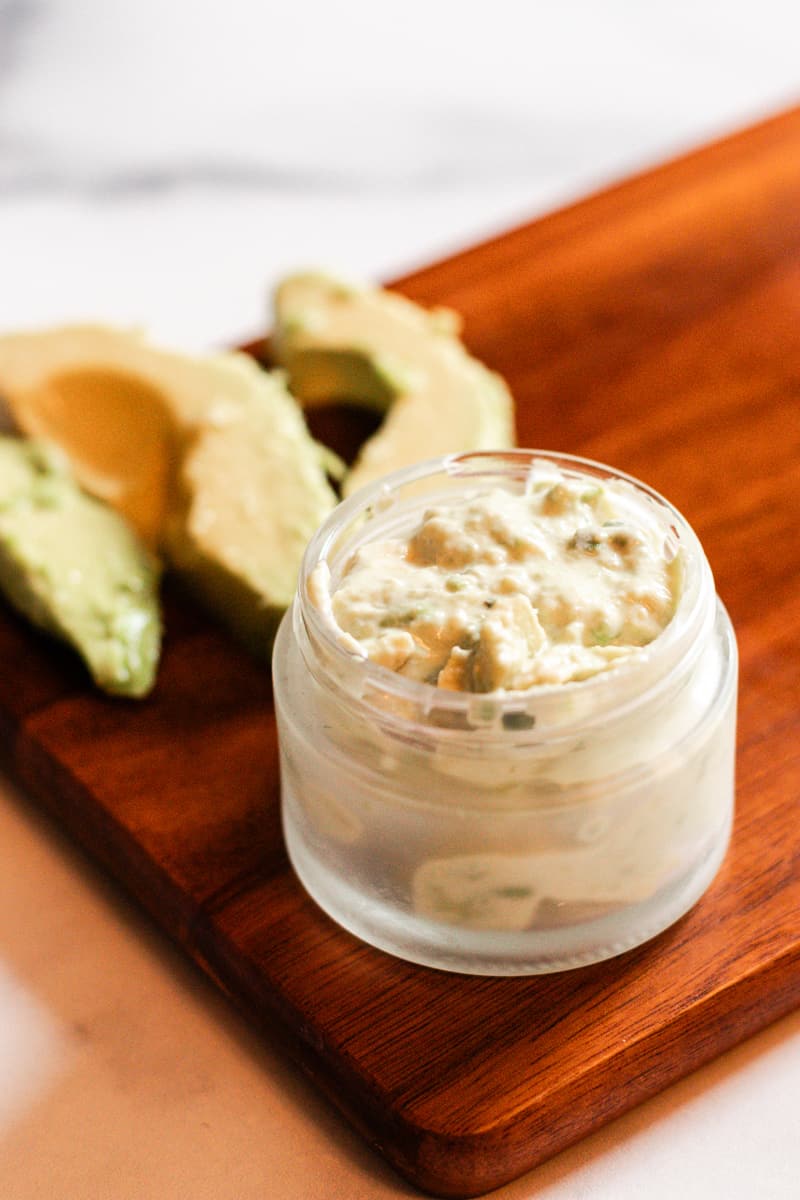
[297, 450, 714, 740]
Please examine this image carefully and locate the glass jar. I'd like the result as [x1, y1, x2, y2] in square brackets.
[272, 451, 738, 975]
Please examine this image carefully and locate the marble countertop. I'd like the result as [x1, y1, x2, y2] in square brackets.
[2, 2, 800, 1196]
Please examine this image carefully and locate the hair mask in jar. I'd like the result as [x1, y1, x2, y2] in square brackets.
[272, 451, 738, 975]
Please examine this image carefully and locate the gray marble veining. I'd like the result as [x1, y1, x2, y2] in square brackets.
[2, 1, 795, 202]
[0, 2, 797, 343]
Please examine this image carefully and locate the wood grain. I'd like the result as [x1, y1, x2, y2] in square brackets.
[3, 106, 800, 1197]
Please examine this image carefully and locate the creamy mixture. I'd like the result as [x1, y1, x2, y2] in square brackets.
[282, 459, 735, 964]
[316, 467, 680, 691]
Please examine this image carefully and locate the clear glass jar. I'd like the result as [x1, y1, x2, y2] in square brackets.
[273, 451, 738, 975]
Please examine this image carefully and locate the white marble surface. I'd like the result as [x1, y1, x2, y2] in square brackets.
[1, 2, 800, 1196]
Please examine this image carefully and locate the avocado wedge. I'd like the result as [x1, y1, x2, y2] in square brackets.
[0, 436, 161, 697]
[273, 273, 516, 496]
[163, 371, 338, 658]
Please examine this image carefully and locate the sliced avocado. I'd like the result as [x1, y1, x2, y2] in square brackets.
[0, 326, 338, 657]
[273, 273, 516, 496]
[0, 436, 161, 697]
[163, 371, 337, 658]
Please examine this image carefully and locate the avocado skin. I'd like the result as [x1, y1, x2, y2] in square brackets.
[0, 436, 162, 697]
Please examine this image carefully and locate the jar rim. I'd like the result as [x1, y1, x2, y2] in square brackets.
[297, 449, 715, 738]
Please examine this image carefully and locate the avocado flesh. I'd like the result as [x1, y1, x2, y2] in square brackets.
[163, 372, 338, 659]
[0, 437, 161, 697]
[273, 273, 515, 496]
[0, 327, 333, 539]
[0, 326, 338, 657]
[0, 326, 213, 544]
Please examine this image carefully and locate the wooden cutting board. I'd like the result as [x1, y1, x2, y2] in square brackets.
[3, 107, 800, 1198]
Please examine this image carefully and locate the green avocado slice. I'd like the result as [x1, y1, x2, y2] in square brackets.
[162, 370, 338, 659]
[0, 436, 161, 697]
[272, 273, 516, 496]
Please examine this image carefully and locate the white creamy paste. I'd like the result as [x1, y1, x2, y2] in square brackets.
[291, 465, 734, 939]
[319, 466, 680, 692]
